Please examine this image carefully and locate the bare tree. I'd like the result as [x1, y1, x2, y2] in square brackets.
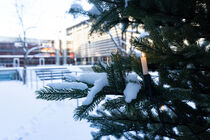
[15, 0, 36, 84]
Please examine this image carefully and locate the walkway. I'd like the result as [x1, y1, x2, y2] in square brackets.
[0, 81, 92, 140]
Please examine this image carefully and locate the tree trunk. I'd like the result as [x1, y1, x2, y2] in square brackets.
[23, 53, 27, 85]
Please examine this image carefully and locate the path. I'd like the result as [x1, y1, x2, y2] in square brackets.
[0, 81, 92, 140]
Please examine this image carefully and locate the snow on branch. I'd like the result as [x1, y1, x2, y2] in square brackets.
[88, 5, 101, 16]
[47, 82, 88, 90]
[65, 72, 109, 105]
[71, 3, 84, 11]
[123, 29, 149, 41]
[123, 73, 141, 103]
[81, 73, 109, 105]
[124, 0, 129, 8]
[79, 72, 141, 104]
[51, 71, 142, 104]
[124, 83, 141, 103]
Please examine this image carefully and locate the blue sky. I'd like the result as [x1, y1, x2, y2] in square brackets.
[0, 0, 90, 39]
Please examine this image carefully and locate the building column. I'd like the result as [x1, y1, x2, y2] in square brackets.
[83, 58, 86, 65]
[62, 33, 67, 65]
[55, 39, 60, 65]
[106, 56, 109, 64]
[13, 58, 20, 67]
[74, 54, 77, 65]
[63, 47, 67, 65]
[91, 57, 95, 65]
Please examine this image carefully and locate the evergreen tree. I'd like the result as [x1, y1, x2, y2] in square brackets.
[36, 0, 210, 139]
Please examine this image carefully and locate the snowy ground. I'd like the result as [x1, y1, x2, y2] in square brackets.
[0, 67, 94, 140]
[0, 65, 132, 140]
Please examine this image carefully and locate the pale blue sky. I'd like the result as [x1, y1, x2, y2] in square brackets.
[0, 0, 90, 39]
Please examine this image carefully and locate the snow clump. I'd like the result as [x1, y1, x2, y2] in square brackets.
[82, 73, 109, 105]
[88, 5, 101, 16]
[71, 3, 83, 11]
[47, 82, 88, 90]
[123, 73, 141, 103]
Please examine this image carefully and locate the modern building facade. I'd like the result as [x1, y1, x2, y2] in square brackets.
[66, 20, 131, 65]
[0, 20, 133, 67]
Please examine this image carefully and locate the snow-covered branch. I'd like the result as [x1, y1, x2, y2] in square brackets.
[49, 72, 142, 105]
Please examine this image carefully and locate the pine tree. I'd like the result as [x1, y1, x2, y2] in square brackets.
[36, 0, 210, 139]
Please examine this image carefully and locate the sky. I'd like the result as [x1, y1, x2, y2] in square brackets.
[0, 0, 91, 40]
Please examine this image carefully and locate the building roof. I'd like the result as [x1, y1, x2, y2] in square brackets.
[66, 19, 91, 34]
[0, 36, 52, 43]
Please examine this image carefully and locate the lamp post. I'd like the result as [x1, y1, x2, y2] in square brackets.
[21, 26, 36, 85]
[61, 30, 67, 65]
[55, 32, 61, 65]
[140, 52, 152, 98]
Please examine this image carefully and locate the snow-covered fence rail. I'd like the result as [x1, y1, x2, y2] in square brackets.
[35, 71, 72, 81]
[24, 65, 93, 90]
[34, 68, 71, 88]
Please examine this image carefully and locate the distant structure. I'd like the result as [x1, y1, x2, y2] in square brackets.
[66, 20, 130, 65]
[0, 20, 132, 67]
[0, 36, 55, 67]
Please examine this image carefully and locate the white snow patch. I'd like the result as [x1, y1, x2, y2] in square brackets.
[0, 81, 92, 140]
[71, 3, 83, 11]
[186, 63, 195, 69]
[123, 83, 141, 103]
[82, 73, 109, 105]
[67, 65, 83, 72]
[88, 5, 100, 15]
[138, 32, 149, 41]
[64, 74, 77, 82]
[126, 72, 140, 82]
[78, 72, 106, 85]
[187, 101, 196, 109]
[47, 82, 88, 90]
[151, 108, 158, 116]
[163, 84, 170, 88]
[149, 71, 159, 85]
[133, 49, 141, 57]
[124, 72, 141, 103]
[173, 127, 179, 135]
[124, 0, 128, 7]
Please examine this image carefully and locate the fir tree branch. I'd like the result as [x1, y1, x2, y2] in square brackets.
[74, 93, 106, 120]
[36, 87, 88, 101]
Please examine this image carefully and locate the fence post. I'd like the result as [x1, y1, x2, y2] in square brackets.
[36, 72, 38, 90]
[16, 70, 18, 81]
[77, 99, 79, 107]
[30, 69, 33, 88]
